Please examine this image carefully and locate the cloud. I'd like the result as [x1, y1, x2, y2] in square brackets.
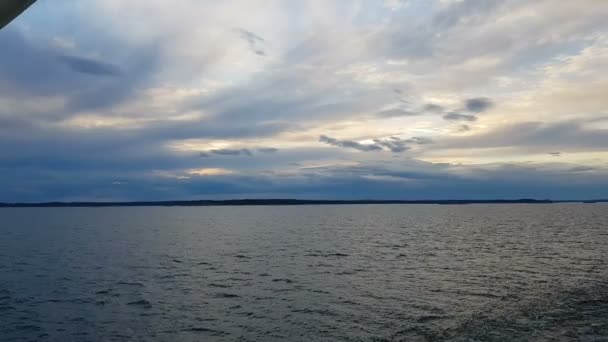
[437, 120, 608, 152]
[404, 137, 434, 145]
[210, 149, 253, 157]
[458, 124, 471, 132]
[373, 137, 411, 152]
[443, 112, 478, 122]
[433, 0, 505, 29]
[199, 147, 279, 157]
[383, 0, 409, 11]
[377, 99, 488, 120]
[423, 103, 445, 113]
[375, 102, 446, 119]
[0, 26, 160, 116]
[321, 135, 433, 153]
[570, 166, 595, 172]
[319, 135, 383, 152]
[59, 55, 122, 77]
[1, 1, 607, 201]
[465, 97, 493, 113]
[235, 28, 266, 56]
[376, 108, 419, 118]
[257, 147, 279, 154]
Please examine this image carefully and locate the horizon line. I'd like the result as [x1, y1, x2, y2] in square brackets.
[1, 198, 607, 208]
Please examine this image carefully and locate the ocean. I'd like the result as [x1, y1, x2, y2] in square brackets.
[1, 204, 607, 341]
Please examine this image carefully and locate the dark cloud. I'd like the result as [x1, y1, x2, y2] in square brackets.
[65, 46, 160, 113]
[321, 135, 433, 153]
[423, 103, 444, 113]
[373, 137, 410, 153]
[59, 55, 122, 77]
[443, 112, 478, 122]
[375, 100, 473, 120]
[1, 124, 606, 201]
[458, 124, 471, 132]
[257, 147, 279, 154]
[376, 98, 490, 121]
[319, 135, 383, 152]
[548, 152, 562, 157]
[211, 149, 253, 157]
[236, 28, 264, 44]
[465, 97, 493, 113]
[404, 137, 434, 145]
[0, 28, 82, 96]
[377, 108, 419, 118]
[235, 28, 265, 56]
[0, 27, 160, 116]
[570, 166, 595, 173]
[199, 147, 279, 157]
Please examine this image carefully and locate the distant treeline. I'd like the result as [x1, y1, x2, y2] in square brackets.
[1, 199, 606, 208]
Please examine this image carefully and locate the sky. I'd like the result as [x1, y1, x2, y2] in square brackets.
[1, 0, 608, 202]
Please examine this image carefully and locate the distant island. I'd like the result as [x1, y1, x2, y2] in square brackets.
[1, 199, 606, 208]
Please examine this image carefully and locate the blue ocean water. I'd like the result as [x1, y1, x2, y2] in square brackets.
[1, 204, 607, 341]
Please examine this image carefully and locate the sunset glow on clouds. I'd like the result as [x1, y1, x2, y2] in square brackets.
[1, 0, 608, 201]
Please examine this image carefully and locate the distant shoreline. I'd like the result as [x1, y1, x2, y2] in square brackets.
[1, 199, 606, 208]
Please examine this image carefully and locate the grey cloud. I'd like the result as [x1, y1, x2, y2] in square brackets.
[465, 97, 493, 113]
[0, 28, 160, 117]
[443, 112, 478, 122]
[59, 55, 122, 77]
[377, 108, 419, 118]
[404, 137, 434, 145]
[376, 98, 491, 121]
[65, 46, 160, 113]
[373, 137, 411, 153]
[377, 100, 446, 119]
[235, 28, 265, 56]
[145, 120, 291, 142]
[211, 149, 253, 157]
[199, 147, 279, 157]
[321, 135, 433, 153]
[433, 0, 506, 29]
[320, 135, 383, 152]
[303, 163, 458, 183]
[373, 0, 505, 61]
[549, 152, 562, 157]
[299, 160, 608, 200]
[570, 166, 595, 173]
[257, 147, 279, 154]
[236, 28, 264, 44]
[438, 121, 608, 152]
[191, 61, 388, 128]
[3, 159, 606, 202]
[1, 119, 606, 202]
[423, 103, 444, 113]
[458, 124, 471, 132]
[0, 28, 83, 96]
[378, 26, 435, 59]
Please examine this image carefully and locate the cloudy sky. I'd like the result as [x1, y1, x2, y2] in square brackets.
[1, 0, 608, 202]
